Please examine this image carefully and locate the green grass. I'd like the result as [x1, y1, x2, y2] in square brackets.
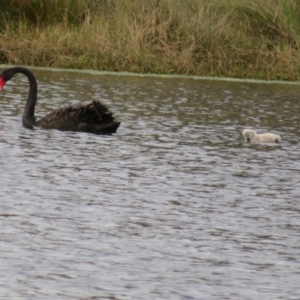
[1, 0, 300, 80]
[0, 0, 95, 26]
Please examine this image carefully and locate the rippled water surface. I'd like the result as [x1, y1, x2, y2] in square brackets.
[0, 69, 300, 299]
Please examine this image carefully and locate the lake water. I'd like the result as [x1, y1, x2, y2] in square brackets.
[0, 68, 300, 299]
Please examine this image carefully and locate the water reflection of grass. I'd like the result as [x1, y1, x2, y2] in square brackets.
[1, 0, 300, 80]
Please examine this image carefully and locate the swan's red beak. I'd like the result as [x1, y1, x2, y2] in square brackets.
[0, 77, 6, 90]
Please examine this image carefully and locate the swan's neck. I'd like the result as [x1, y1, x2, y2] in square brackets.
[15, 67, 37, 129]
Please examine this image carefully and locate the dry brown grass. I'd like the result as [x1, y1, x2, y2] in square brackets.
[1, 0, 300, 80]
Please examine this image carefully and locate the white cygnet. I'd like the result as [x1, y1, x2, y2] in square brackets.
[243, 129, 281, 143]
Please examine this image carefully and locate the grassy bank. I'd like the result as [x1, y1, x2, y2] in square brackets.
[1, 0, 300, 80]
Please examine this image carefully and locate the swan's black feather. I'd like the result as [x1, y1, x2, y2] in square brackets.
[37, 101, 120, 134]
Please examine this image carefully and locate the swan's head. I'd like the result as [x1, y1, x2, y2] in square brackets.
[0, 76, 6, 90]
[242, 129, 256, 142]
[0, 68, 15, 90]
[275, 135, 281, 143]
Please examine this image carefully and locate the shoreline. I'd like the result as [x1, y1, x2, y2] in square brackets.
[2, 64, 300, 85]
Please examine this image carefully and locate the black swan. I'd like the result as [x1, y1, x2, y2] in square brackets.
[0, 67, 120, 134]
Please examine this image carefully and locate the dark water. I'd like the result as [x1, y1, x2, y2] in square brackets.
[0, 69, 300, 299]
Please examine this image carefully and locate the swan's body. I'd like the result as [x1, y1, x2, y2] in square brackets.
[0, 67, 120, 134]
[243, 129, 281, 143]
